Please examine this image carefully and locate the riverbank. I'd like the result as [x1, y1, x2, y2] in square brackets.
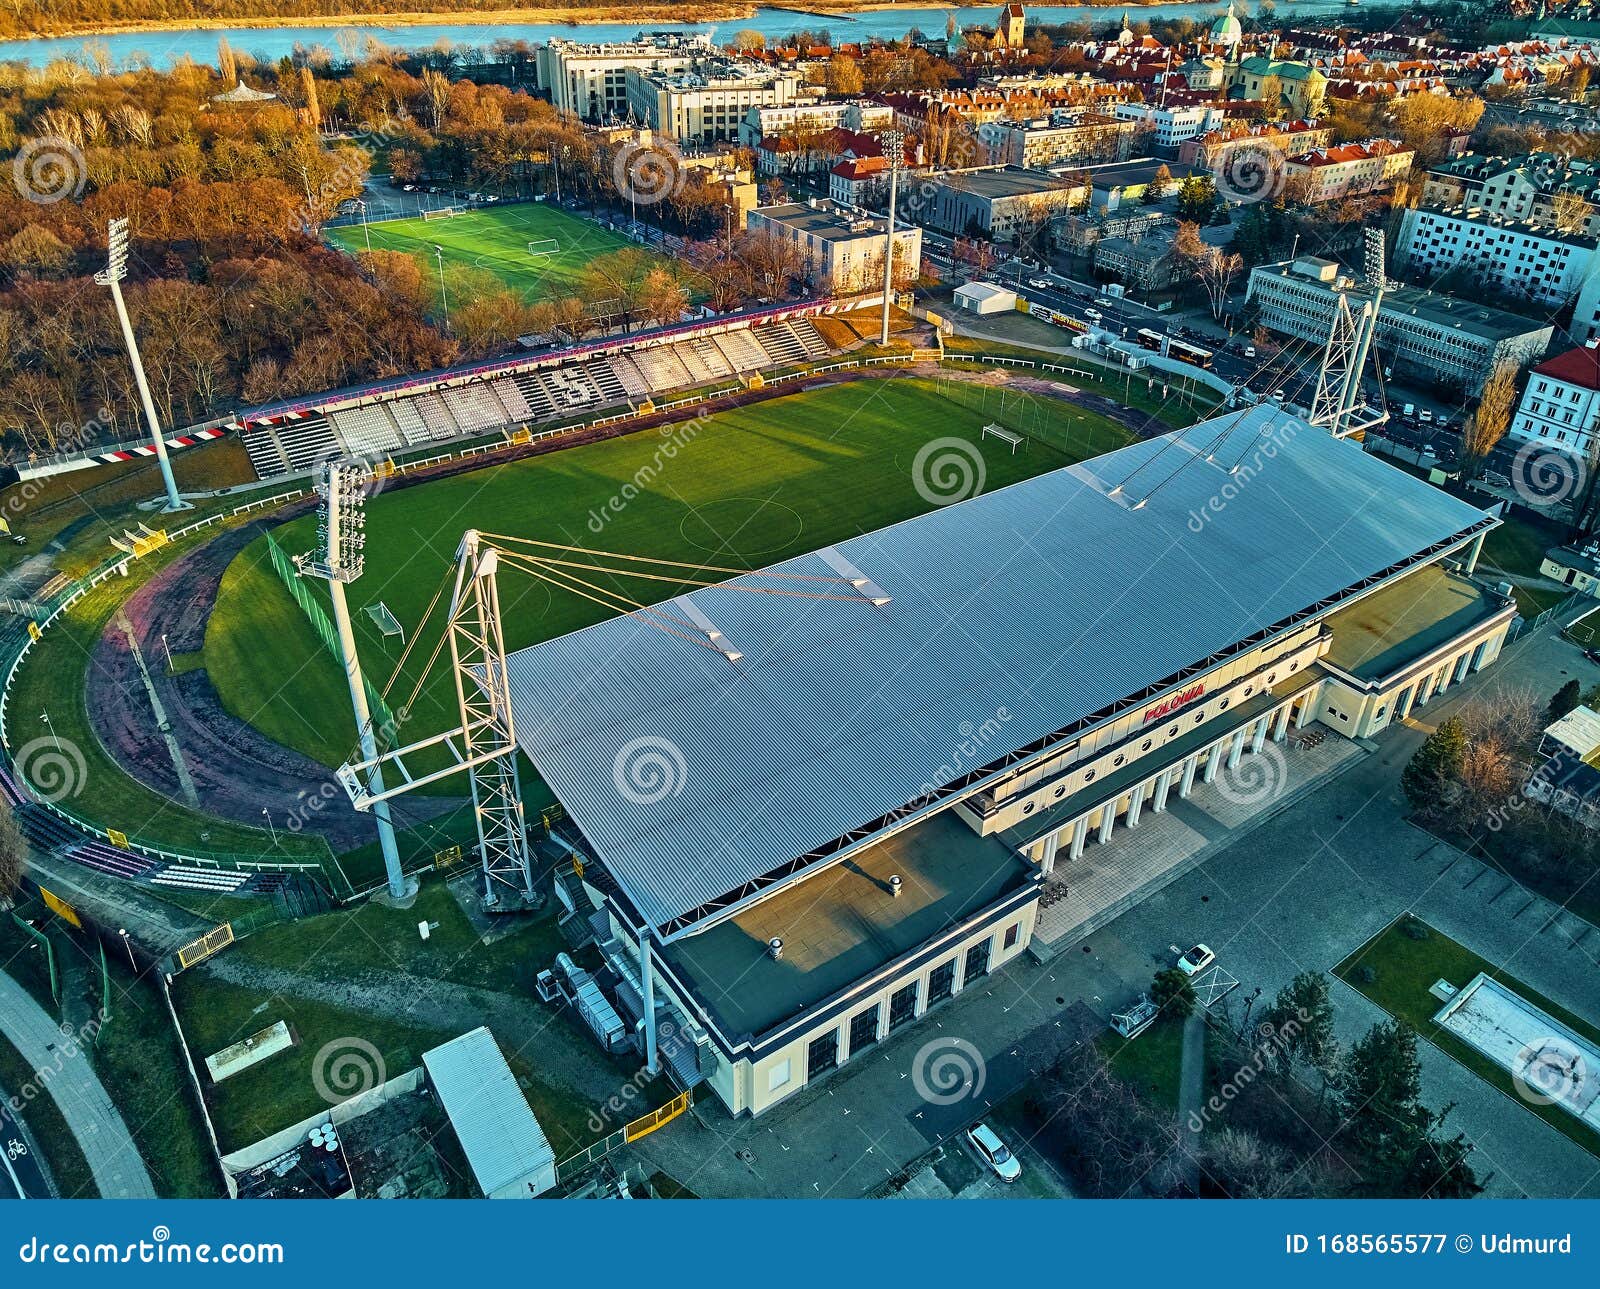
[7, 0, 1200, 44]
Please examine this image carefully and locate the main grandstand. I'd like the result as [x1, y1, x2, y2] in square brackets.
[504, 405, 1515, 1117]
[233, 304, 835, 480]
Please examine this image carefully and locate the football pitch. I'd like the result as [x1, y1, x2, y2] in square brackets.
[325, 203, 656, 301]
[203, 378, 1135, 773]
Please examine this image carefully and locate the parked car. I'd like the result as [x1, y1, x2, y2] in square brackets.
[1244, 344, 1257, 358]
[1419, 408, 1434, 424]
[1027, 277, 1052, 289]
[1084, 308, 1103, 322]
[1401, 402, 1415, 418]
[967, 1123, 1022, 1183]
[1176, 944, 1215, 976]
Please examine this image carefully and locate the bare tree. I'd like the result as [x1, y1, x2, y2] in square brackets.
[0, 808, 24, 905]
[1461, 362, 1518, 477]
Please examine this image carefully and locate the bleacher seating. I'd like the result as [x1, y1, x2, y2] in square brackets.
[413, 393, 460, 441]
[275, 416, 341, 472]
[610, 354, 652, 399]
[513, 372, 558, 420]
[330, 404, 404, 457]
[65, 840, 156, 880]
[791, 318, 830, 358]
[588, 358, 627, 403]
[630, 346, 693, 392]
[442, 383, 510, 434]
[387, 397, 430, 446]
[544, 367, 600, 410]
[689, 336, 734, 379]
[490, 377, 533, 422]
[0, 764, 29, 809]
[713, 329, 768, 372]
[16, 802, 81, 852]
[242, 427, 290, 478]
[753, 322, 808, 365]
[151, 865, 250, 892]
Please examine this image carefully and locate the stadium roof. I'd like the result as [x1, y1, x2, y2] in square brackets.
[503, 407, 1493, 938]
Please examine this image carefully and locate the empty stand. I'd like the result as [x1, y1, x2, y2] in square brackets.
[513, 372, 558, 420]
[412, 393, 461, 442]
[588, 357, 627, 403]
[387, 397, 431, 446]
[609, 353, 651, 399]
[753, 322, 808, 365]
[630, 346, 693, 392]
[242, 427, 290, 478]
[330, 404, 405, 457]
[791, 318, 830, 358]
[66, 840, 156, 880]
[442, 382, 511, 434]
[150, 865, 250, 892]
[688, 336, 734, 380]
[713, 329, 768, 372]
[490, 377, 533, 422]
[276, 415, 341, 472]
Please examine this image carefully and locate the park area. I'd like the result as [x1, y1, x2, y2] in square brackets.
[325, 202, 672, 305]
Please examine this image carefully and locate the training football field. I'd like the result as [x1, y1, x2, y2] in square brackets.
[325, 202, 651, 301]
[203, 377, 1134, 773]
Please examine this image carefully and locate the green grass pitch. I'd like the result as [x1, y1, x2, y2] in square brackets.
[325, 203, 658, 302]
[202, 378, 1135, 776]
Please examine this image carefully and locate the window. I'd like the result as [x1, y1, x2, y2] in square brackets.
[1003, 923, 1021, 951]
[808, 1030, 839, 1079]
[848, 1005, 881, 1055]
[927, 959, 957, 1004]
[768, 1058, 792, 1092]
[888, 982, 919, 1032]
[965, 938, 992, 982]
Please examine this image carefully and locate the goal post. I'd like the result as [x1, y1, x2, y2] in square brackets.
[527, 237, 560, 259]
[422, 206, 459, 221]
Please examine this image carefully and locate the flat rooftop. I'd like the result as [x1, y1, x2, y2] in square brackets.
[659, 811, 1033, 1039]
[1321, 562, 1509, 682]
[504, 406, 1495, 935]
[751, 200, 893, 241]
[932, 166, 1078, 199]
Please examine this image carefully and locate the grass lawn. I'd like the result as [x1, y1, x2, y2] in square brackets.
[0, 1030, 98, 1197]
[1334, 914, 1600, 1159]
[203, 377, 1128, 776]
[1479, 508, 1573, 619]
[326, 203, 671, 306]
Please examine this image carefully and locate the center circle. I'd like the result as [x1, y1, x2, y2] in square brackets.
[678, 497, 805, 558]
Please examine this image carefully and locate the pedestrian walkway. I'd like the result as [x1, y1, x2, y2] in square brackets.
[0, 971, 154, 1197]
[1031, 731, 1367, 957]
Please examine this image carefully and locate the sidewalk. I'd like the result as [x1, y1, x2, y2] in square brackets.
[0, 970, 154, 1198]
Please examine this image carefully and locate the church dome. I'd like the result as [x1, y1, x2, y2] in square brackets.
[1210, 1, 1244, 46]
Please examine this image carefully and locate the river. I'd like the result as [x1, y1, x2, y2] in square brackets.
[0, 0, 1364, 69]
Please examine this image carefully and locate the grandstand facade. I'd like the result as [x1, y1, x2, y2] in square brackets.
[234, 306, 837, 482]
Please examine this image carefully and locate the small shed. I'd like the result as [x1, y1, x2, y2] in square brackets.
[954, 282, 1018, 316]
[422, 1028, 556, 1198]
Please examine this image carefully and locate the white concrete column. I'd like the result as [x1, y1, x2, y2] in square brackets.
[1227, 727, 1247, 769]
[1398, 685, 1416, 721]
[1178, 754, 1199, 799]
[1040, 830, 1060, 877]
[641, 934, 659, 1075]
[1435, 666, 1451, 697]
[1152, 768, 1174, 813]
[1295, 695, 1314, 729]
[1251, 718, 1268, 755]
[1454, 651, 1471, 683]
[1272, 704, 1292, 742]
[1097, 803, 1115, 844]
[1465, 530, 1485, 574]
[1126, 782, 1147, 827]
[1203, 745, 1222, 783]
[1069, 816, 1088, 860]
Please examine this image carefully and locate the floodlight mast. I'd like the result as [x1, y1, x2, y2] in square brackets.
[295, 460, 409, 901]
[333, 527, 538, 913]
[94, 218, 190, 513]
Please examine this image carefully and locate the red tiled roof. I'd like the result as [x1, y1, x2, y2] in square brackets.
[1534, 346, 1600, 392]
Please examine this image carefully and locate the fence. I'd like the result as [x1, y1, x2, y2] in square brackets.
[555, 1089, 692, 1184]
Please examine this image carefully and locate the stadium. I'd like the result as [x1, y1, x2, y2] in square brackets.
[493, 403, 1513, 1116]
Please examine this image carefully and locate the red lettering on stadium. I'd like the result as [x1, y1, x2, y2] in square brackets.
[1143, 684, 1205, 724]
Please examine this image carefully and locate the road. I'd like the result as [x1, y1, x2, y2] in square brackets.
[0, 971, 154, 1198]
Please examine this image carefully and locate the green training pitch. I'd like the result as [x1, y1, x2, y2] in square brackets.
[325, 203, 655, 302]
[202, 377, 1136, 778]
